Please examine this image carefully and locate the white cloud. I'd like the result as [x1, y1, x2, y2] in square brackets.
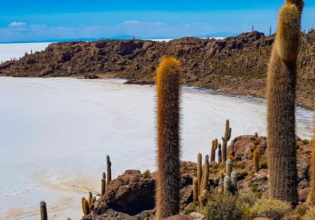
[124, 20, 140, 25]
[9, 22, 26, 27]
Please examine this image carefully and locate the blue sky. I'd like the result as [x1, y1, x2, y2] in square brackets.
[0, 0, 314, 42]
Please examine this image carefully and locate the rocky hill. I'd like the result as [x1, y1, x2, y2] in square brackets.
[1, 30, 315, 108]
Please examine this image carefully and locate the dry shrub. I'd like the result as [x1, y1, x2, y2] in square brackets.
[249, 198, 292, 220]
[302, 208, 315, 220]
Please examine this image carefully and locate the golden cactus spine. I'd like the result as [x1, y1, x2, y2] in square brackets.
[106, 155, 111, 186]
[211, 138, 218, 162]
[156, 57, 181, 219]
[253, 148, 260, 173]
[40, 201, 47, 220]
[308, 96, 315, 206]
[197, 153, 203, 196]
[221, 119, 232, 162]
[267, 0, 303, 207]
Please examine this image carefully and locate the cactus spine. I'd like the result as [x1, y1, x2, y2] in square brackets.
[106, 155, 112, 186]
[211, 138, 218, 162]
[267, 0, 303, 207]
[193, 178, 198, 204]
[218, 144, 222, 163]
[308, 96, 315, 206]
[253, 148, 260, 173]
[156, 57, 181, 219]
[221, 119, 232, 162]
[101, 172, 106, 196]
[226, 159, 232, 177]
[201, 155, 209, 191]
[197, 153, 203, 196]
[40, 201, 47, 220]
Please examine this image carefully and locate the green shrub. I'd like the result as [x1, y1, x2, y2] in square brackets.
[234, 162, 246, 169]
[254, 139, 261, 146]
[204, 192, 244, 220]
[143, 170, 151, 178]
[302, 139, 310, 145]
[250, 183, 258, 192]
[249, 198, 292, 220]
[183, 202, 197, 214]
[260, 156, 268, 169]
[302, 208, 315, 220]
[238, 191, 259, 207]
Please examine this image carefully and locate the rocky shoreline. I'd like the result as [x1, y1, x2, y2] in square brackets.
[1, 31, 315, 109]
[81, 134, 312, 220]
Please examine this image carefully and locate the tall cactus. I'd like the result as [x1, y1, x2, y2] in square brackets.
[156, 57, 181, 219]
[222, 119, 232, 162]
[218, 143, 222, 163]
[267, 0, 303, 207]
[308, 96, 315, 206]
[193, 178, 198, 204]
[211, 138, 218, 162]
[82, 197, 90, 215]
[253, 148, 260, 173]
[197, 153, 203, 196]
[106, 155, 111, 186]
[40, 201, 47, 220]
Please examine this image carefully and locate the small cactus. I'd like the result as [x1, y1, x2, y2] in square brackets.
[221, 119, 232, 162]
[201, 155, 209, 191]
[218, 170, 225, 193]
[88, 192, 92, 206]
[226, 159, 232, 177]
[40, 201, 47, 220]
[211, 138, 218, 162]
[255, 132, 258, 138]
[193, 178, 198, 204]
[82, 197, 90, 215]
[218, 144, 222, 163]
[101, 172, 106, 196]
[253, 148, 260, 173]
[231, 171, 238, 194]
[106, 155, 112, 186]
[197, 153, 203, 196]
[224, 175, 231, 195]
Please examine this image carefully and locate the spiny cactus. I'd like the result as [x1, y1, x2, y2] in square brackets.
[267, 0, 303, 207]
[226, 159, 232, 177]
[253, 148, 260, 173]
[211, 138, 218, 162]
[156, 57, 181, 219]
[308, 97, 315, 206]
[193, 178, 198, 204]
[227, 155, 233, 160]
[201, 155, 209, 191]
[40, 201, 47, 220]
[197, 152, 203, 196]
[231, 171, 238, 195]
[82, 197, 90, 215]
[106, 155, 112, 186]
[101, 172, 106, 196]
[88, 191, 92, 206]
[222, 119, 232, 162]
[224, 175, 231, 195]
[218, 170, 225, 193]
[218, 144, 222, 163]
[255, 132, 258, 138]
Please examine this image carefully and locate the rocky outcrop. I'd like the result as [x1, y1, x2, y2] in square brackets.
[82, 135, 312, 219]
[1, 31, 315, 108]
